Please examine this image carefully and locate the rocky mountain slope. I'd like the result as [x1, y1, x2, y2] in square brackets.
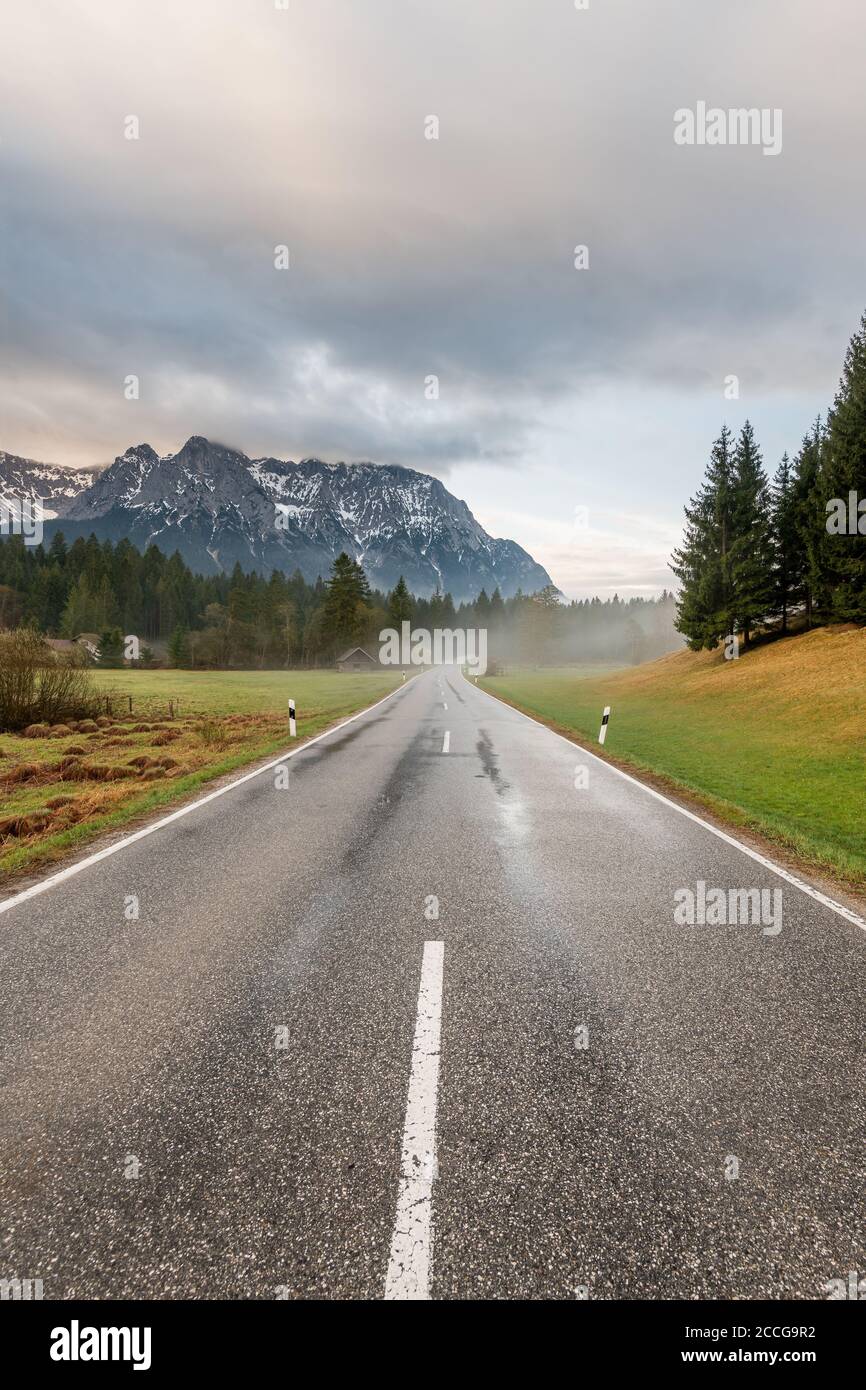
[0, 450, 100, 517]
[7, 436, 553, 600]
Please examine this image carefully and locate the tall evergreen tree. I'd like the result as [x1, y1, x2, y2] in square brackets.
[730, 420, 774, 647]
[790, 419, 828, 627]
[474, 588, 491, 624]
[671, 425, 737, 649]
[821, 312, 866, 620]
[321, 552, 372, 652]
[168, 624, 191, 668]
[769, 453, 801, 635]
[61, 572, 97, 637]
[387, 575, 413, 626]
[488, 587, 505, 629]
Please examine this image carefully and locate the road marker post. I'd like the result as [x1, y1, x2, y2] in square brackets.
[598, 705, 611, 745]
[289, 698, 297, 737]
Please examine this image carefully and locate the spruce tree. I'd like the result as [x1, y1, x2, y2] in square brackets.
[168, 624, 191, 668]
[821, 312, 866, 620]
[61, 573, 96, 637]
[321, 552, 372, 651]
[428, 588, 444, 625]
[730, 420, 774, 647]
[670, 425, 737, 649]
[387, 575, 413, 626]
[488, 587, 505, 628]
[791, 420, 828, 627]
[769, 453, 801, 634]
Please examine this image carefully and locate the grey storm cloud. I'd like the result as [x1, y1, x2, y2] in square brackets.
[1, 0, 865, 594]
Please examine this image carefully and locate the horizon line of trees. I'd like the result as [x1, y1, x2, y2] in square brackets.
[0, 530, 680, 670]
[672, 310, 866, 649]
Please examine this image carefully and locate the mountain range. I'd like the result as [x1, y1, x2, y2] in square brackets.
[1, 437, 552, 601]
[0, 450, 102, 511]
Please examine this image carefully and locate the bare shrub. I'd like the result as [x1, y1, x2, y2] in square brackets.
[0, 630, 106, 732]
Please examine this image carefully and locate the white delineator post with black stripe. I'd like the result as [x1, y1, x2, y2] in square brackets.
[598, 705, 611, 745]
[289, 698, 297, 738]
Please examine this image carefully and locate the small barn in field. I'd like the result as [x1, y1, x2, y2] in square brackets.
[44, 636, 99, 662]
[335, 646, 379, 672]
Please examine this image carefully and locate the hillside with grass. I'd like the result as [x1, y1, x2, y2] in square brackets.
[481, 625, 866, 888]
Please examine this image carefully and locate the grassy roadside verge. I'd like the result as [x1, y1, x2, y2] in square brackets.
[479, 627, 866, 890]
[0, 670, 404, 888]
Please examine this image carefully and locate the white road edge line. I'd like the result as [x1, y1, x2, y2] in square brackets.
[442, 731, 450, 753]
[385, 939, 444, 1300]
[0, 679, 411, 918]
[467, 673, 866, 932]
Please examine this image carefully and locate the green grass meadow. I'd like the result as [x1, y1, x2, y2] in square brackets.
[88, 667, 400, 717]
[481, 627, 866, 887]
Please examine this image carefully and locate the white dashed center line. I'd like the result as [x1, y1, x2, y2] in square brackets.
[442, 731, 450, 753]
[384, 940, 445, 1300]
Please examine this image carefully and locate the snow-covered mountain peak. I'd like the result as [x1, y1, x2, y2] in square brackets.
[7, 436, 553, 600]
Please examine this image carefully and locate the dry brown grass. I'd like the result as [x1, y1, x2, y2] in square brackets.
[0, 668, 403, 881]
[0, 711, 286, 853]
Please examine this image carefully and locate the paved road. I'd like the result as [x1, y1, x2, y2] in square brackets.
[1, 667, 864, 1299]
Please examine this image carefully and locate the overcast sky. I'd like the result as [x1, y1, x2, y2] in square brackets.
[2, 0, 865, 597]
